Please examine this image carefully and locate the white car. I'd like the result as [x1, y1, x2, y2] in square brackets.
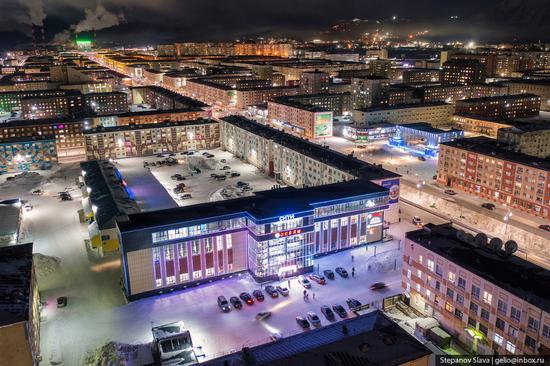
[307, 311, 321, 326]
[276, 285, 289, 296]
[412, 216, 423, 226]
[298, 275, 312, 288]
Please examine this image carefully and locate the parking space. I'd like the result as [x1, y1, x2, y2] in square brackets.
[115, 148, 281, 209]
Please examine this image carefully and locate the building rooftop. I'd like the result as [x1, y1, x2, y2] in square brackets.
[441, 136, 550, 171]
[80, 160, 140, 230]
[270, 95, 331, 113]
[201, 310, 431, 366]
[118, 177, 388, 233]
[356, 101, 450, 113]
[397, 122, 461, 134]
[0, 242, 33, 327]
[221, 116, 399, 181]
[131, 86, 209, 109]
[407, 223, 550, 314]
[0, 198, 21, 240]
[455, 93, 541, 104]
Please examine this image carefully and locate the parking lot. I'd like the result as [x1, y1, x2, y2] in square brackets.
[116, 148, 281, 210]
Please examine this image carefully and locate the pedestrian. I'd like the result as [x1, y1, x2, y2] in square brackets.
[312, 292, 316, 300]
[352, 267, 355, 277]
[288, 279, 290, 288]
[352, 255, 354, 262]
[368, 264, 371, 271]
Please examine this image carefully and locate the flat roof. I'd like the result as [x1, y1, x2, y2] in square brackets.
[118, 177, 388, 232]
[355, 101, 450, 113]
[407, 223, 550, 314]
[201, 310, 431, 366]
[0, 242, 33, 327]
[221, 116, 399, 181]
[0, 199, 21, 238]
[455, 93, 541, 104]
[440, 136, 550, 171]
[397, 122, 461, 134]
[131, 86, 208, 109]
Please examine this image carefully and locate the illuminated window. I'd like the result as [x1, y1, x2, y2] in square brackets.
[193, 270, 202, 279]
[226, 234, 232, 249]
[482, 291, 492, 305]
[427, 259, 434, 272]
[445, 302, 454, 313]
[448, 272, 456, 283]
[494, 333, 503, 346]
[505, 341, 516, 354]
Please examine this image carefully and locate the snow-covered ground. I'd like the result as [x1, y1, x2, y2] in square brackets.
[116, 149, 280, 209]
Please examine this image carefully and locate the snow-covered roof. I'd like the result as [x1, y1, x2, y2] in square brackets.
[0, 243, 33, 327]
[0, 198, 21, 238]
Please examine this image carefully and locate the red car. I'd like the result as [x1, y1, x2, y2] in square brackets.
[309, 273, 326, 284]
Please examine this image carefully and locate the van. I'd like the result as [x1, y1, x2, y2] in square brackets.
[217, 296, 230, 312]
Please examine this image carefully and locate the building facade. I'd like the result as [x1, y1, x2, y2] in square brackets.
[389, 123, 464, 157]
[352, 102, 454, 127]
[0, 243, 41, 366]
[452, 114, 514, 138]
[497, 123, 550, 159]
[403, 223, 550, 355]
[84, 119, 220, 160]
[454, 94, 541, 120]
[442, 59, 486, 85]
[0, 136, 58, 174]
[503, 80, 550, 112]
[437, 137, 550, 220]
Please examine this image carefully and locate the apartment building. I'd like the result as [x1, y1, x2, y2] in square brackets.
[352, 102, 454, 127]
[497, 122, 550, 158]
[84, 119, 220, 160]
[442, 59, 486, 85]
[455, 94, 541, 120]
[452, 114, 514, 138]
[403, 223, 550, 355]
[437, 136, 550, 220]
[0, 136, 58, 174]
[503, 80, 550, 112]
[0, 243, 41, 366]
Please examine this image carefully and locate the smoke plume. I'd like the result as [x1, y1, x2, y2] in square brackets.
[19, 0, 45, 26]
[74, 4, 125, 33]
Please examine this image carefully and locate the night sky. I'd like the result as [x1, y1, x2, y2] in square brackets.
[1, 0, 549, 49]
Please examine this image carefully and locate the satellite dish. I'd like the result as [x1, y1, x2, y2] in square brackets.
[456, 229, 466, 241]
[464, 233, 475, 244]
[504, 240, 518, 256]
[489, 237, 503, 252]
[475, 233, 488, 247]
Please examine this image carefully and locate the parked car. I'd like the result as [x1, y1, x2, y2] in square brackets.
[181, 194, 192, 200]
[265, 285, 279, 298]
[23, 203, 33, 212]
[444, 189, 456, 195]
[230, 296, 242, 309]
[242, 186, 253, 191]
[370, 282, 387, 290]
[220, 159, 227, 163]
[295, 316, 310, 329]
[276, 285, 289, 296]
[217, 296, 230, 312]
[298, 275, 311, 288]
[320, 305, 335, 321]
[335, 267, 348, 278]
[215, 175, 227, 181]
[57, 296, 67, 308]
[255, 311, 271, 321]
[236, 181, 249, 187]
[252, 290, 265, 301]
[202, 152, 210, 156]
[418, 156, 426, 161]
[31, 189, 43, 196]
[323, 269, 335, 280]
[239, 292, 254, 305]
[61, 195, 73, 201]
[481, 203, 496, 210]
[332, 304, 347, 318]
[176, 176, 186, 181]
[309, 273, 326, 284]
[539, 225, 550, 232]
[346, 298, 362, 309]
[210, 173, 219, 178]
[307, 311, 321, 326]
[412, 216, 423, 226]
[230, 172, 241, 178]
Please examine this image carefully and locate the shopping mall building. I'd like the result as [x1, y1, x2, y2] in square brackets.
[81, 116, 400, 300]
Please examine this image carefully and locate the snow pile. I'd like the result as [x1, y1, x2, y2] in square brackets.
[33, 253, 61, 278]
[1, 171, 43, 189]
[188, 156, 217, 170]
[84, 342, 141, 366]
[366, 250, 402, 273]
[210, 185, 252, 201]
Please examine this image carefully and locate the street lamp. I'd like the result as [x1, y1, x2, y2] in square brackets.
[416, 180, 425, 199]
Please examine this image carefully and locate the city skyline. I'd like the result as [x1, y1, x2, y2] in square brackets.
[1, 0, 550, 50]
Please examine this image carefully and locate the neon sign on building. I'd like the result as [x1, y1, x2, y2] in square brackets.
[274, 229, 302, 238]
